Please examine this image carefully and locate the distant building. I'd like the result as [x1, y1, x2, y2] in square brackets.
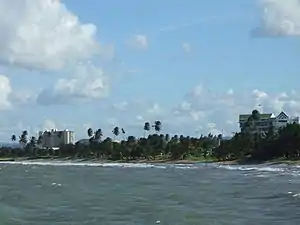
[38, 129, 75, 148]
[239, 111, 299, 135]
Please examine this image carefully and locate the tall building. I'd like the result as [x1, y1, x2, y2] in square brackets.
[239, 111, 299, 135]
[38, 129, 75, 148]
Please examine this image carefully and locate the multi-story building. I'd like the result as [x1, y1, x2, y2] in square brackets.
[38, 129, 75, 148]
[239, 111, 299, 135]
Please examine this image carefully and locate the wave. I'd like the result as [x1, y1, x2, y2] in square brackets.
[211, 163, 300, 177]
[0, 160, 199, 170]
[0, 160, 167, 168]
[1, 160, 300, 176]
[215, 164, 286, 172]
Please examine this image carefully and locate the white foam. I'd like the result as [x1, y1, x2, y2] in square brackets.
[0, 160, 195, 169]
[1, 160, 300, 175]
[215, 164, 285, 172]
[255, 174, 271, 178]
[51, 182, 62, 187]
[211, 163, 300, 177]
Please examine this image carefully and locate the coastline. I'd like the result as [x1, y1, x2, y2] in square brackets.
[1, 157, 300, 166]
[0, 157, 216, 164]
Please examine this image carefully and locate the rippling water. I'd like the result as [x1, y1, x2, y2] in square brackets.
[1, 161, 300, 225]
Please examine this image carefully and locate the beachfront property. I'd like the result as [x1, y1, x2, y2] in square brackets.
[239, 111, 299, 135]
[38, 129, 75, 148]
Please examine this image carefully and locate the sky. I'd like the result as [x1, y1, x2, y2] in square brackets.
[0, 0, 300, 141]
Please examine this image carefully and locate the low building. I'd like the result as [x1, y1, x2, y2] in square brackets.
[38, 129, 75, 148]
[239, 111, 299, 135]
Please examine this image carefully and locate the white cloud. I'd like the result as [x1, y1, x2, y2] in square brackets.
[192, 85, 203, 96]
[109, 85, 300, 137]
[252, 89, 268, 100]
[0, 0, 115, 107]
[147, 103, 163, 115]
[0, 0, 112, 71]
[37, 62, 109, 105]
[0, 75, 12, 110]
[171, 85, 300, 136]
[127, 34, 148, 49]
[179, 101, 191, 111]
[255, 0, 300, 36]
[112, 101, 128, 111]
[42, 119, 56, 131]
[9, 89, 36, 106]
[182, 42, 191, 53]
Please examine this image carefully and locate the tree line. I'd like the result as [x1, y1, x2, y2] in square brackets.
[1, 111, 300, 163]
[0, 120, 220, 161]
[214, 110, 300, 162]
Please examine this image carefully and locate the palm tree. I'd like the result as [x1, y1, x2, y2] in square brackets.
[19, 130, 28, 147]
[165, 133, 170, 142]
[30, 136, 37, 147]
[251, 109, 260, 121]
[143, 122, 151, 137]
[121, 128, 126, 140]
[27, 136, 37, 156]
[242, 110, 261, 134]
[153, 121, 162, 133]
[94, 129, 103, 141]
[37, 135, 43, 145]
[112, 127, 120, 140]
[11, 134, 16, 142]
[87, 128, 94, 138]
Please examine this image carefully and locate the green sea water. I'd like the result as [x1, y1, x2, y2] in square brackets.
[0, 161, 300, 225]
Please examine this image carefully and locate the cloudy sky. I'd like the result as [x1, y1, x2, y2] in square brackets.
[0, 0, 299, 141]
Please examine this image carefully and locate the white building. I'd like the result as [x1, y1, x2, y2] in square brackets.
[38, 129, 75, 148]
[239, 111, 299, 135]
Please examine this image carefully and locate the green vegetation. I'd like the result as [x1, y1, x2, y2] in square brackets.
[1, 110, 300, 164]
[214, 110, 300, 163]
[0, 121, 220, 162]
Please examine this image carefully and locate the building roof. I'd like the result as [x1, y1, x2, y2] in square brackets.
[239, 113, 273, 121]
[276, 111, 289, 120]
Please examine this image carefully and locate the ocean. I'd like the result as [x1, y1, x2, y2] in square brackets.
[0, 161, 300, 225]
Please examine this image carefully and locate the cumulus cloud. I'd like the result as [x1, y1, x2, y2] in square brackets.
[127, 34, 148, 49]
[37, 62, 109, 105]
[0, 0, 110, 71]
[0, 0, 115, 107]
[254, 0, 300, 37]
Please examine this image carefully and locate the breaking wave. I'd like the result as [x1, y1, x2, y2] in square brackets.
[1, 160, 300, 176]
[212, 163, 300, 177]
[0, 160, 199, 170]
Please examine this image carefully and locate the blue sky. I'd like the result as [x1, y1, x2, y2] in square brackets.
[0, 0, 299, 141]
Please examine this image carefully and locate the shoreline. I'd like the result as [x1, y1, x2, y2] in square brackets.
[0, 157, 216, 164]
[1, 157, 300, 165]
